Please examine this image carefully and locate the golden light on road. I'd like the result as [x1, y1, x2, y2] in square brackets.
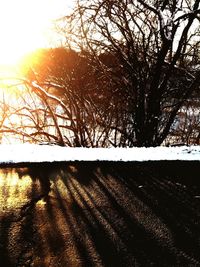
[0, 0, 68, 66]
[0, 168, 33, 211]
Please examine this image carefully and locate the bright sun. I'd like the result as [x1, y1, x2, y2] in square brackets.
[0, 0, 68, 66]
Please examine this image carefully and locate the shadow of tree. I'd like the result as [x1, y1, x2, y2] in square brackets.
[112, 161, 200, 265]
[0, 161, 200, 266]
[0, 164, 56, 267]
[33, 161, 200, 266]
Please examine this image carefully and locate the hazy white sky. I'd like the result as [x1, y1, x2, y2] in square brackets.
[0, 0, 74, 64]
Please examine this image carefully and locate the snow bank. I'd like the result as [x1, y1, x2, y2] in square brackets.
[0, 144, 199, 163]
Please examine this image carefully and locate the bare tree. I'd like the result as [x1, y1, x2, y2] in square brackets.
[59, 0, 200, 146]
[0, 49, 115, 147]
[164, 98, 200, 145]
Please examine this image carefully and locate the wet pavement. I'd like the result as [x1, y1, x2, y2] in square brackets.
[0, 161, 200, 267]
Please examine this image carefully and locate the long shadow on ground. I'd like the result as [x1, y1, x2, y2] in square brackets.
[0, 161, 200, 266]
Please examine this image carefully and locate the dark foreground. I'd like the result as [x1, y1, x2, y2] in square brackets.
[0, 161, 200, 267]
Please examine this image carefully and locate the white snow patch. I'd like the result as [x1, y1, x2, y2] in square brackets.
[0, 144, 199, 163]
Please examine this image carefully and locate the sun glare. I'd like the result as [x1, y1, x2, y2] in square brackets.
[0, 0, 69, 66]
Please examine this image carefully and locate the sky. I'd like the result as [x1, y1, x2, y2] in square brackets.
[0, 0, 73, 65]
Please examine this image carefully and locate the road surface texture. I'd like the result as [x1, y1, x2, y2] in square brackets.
[0, 161, 200, 267]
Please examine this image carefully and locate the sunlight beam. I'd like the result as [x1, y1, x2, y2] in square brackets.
[0, 0, 70, 65]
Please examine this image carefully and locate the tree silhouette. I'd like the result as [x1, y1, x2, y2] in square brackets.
[60, 0, 200, 146]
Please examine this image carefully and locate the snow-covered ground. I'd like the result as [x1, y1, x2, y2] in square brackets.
[0, 144, 199, 163]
